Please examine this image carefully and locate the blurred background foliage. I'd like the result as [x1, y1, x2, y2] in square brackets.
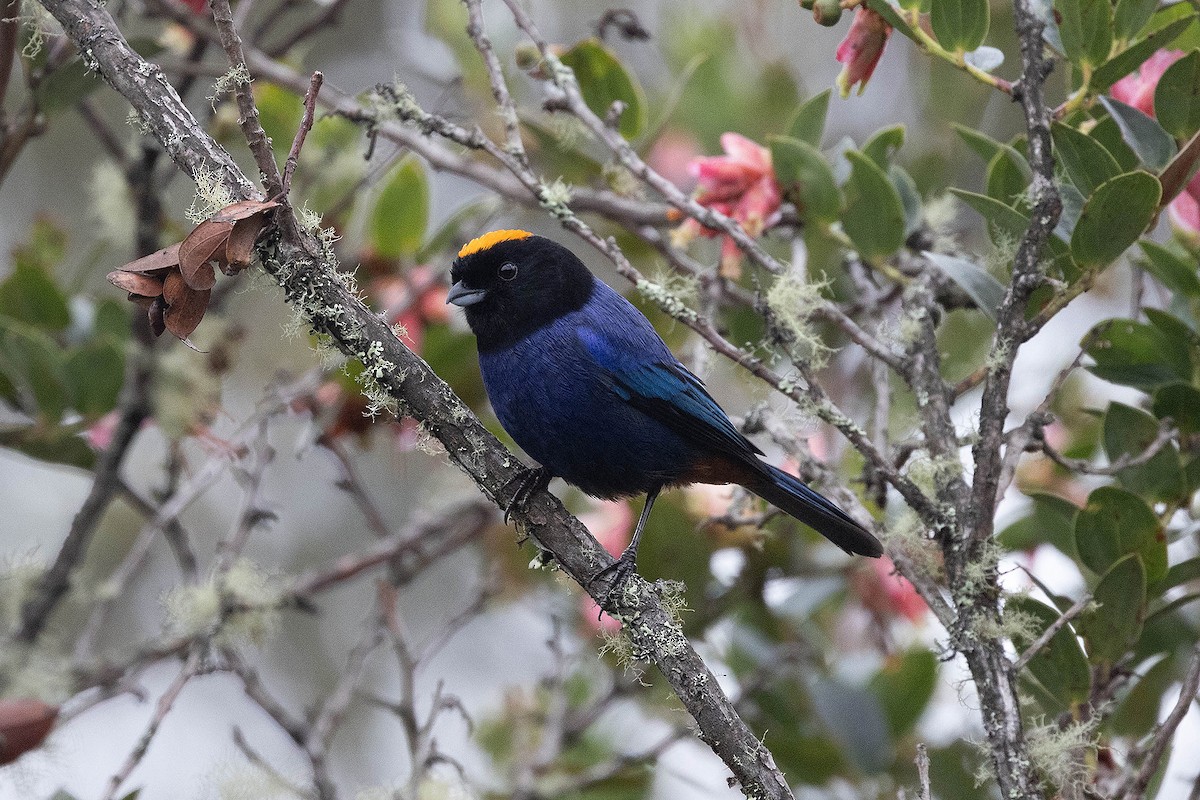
[1, 0, 1200, 798]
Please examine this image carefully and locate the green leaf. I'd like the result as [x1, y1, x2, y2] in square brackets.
[1152, 383, 1200, 436]
[788, 89, 832, 147]
[1090, 114, 1142, 171]
[1158, 557, 1200, 593]
[985, 147, 1030, 204]
[868, 649, 938, 737]
[890, 165, 924, 236]
[369, 155, 429, 260]
[809, 677, 893, 773]
[1052, 122, 1123, 197]
[1114, 0, 1160, 42]
[1070, 171, 1161, 268]
[769, 136, 842, 223]
[1092, 16, 1195, 92]
[998, 493, 1080, 556]
[1138, 240, 1200, 296]
[1111, 654, 1178, 736]
[923, 252, 1005, 321]
[253, 83, 303, 157]
[1008, 595, 1092, 713]
[560, 38, 648, 140]
[1078, 553, 1147, 665]
[64, 340, 125, 417]
[1155, 50, 1200, 139]
[1104, 401, 1185, 502]
[841, 150, 906, 263]
[865, 0, 921, 42]
[953, 124, 1018, 164]
[1057, 0, 1114, 71]
[862, 125, 905, 168]
[1074, 486, 1167, 583]
[950, 189, 1032, 243]
[0, 262, 71, 332]
[0, 423, 95, 469]
[931, 0, 990, 53]
[34, 56, 105, 114]
[1099, 96, 1178, 171]
[0, 319, 70, 420]
[1083, 317, 1193, 390]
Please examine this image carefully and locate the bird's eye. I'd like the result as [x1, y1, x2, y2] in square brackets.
[498, 262, 518, 281]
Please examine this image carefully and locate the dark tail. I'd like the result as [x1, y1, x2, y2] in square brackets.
[746, 463, 882, 557]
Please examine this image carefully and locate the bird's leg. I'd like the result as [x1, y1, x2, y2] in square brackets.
[504, 464, 554, 524]
[589, 485, 661, 605]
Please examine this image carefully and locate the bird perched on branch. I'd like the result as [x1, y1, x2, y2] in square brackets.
[447, 230, 882, 595]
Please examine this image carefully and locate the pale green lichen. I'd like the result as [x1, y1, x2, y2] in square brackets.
[208, 64, 252, 110]
[922, 194, 960, 254]
[538, 179, 575, 219]
[186, 165, 237, 224]
[636, 275, 698, 324]
[602, 160, 643, 198]
[1026, 715, 1099, 791]
[164, 559, 286, 646]
[765, 273, 835, 369]
[215, 762, 303, 800]
[90, 160, 136, 248]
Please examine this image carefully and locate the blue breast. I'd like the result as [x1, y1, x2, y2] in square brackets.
[478, 280, 700, 497]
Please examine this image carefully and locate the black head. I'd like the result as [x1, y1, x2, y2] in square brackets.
[448, 231, 595, 352]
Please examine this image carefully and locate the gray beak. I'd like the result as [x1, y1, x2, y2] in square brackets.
[446, 281, 487, 307]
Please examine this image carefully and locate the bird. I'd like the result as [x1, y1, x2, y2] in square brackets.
[446, 229, 882, 595]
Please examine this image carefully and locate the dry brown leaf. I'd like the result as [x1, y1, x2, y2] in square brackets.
[179, 219, 231, 290]
[225, 216, 266, 273]
[210, 198, 279, 224]
[164, 287, 211, 339]
[108, 271, 165, 297]
[162, 270, 186, 306]
[118, 242, 182, 274]
[0, 699, 58, 765]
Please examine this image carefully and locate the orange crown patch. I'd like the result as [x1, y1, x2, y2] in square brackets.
[457, 229, 533, 258]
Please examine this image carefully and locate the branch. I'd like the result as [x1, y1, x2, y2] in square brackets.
[1012, 593, 1093, 673]
[36, 0, 799, 795]
[1121, 641, 1200, 800]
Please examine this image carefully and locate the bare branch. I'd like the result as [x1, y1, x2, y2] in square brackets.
[1121, 641, 1200, 800]
[1013, 593, 1093, 673]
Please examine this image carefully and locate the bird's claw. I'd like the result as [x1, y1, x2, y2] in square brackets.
[588, 550, 639, 611]
[503, 465, 553, 524]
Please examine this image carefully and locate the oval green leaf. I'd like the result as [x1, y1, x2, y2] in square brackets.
[1058, 0, 1114, 70]
[931, 0, 990, 53]
[769, 136, 841, 223]
[1052, 122, 1123, 197]
[788, 89, 831, 147]
[1155, 50, 1200, 140]
[370, 155, 429, 260]
[560, 38, 648, 140]
[923, 252, 1005, 321]
[1070, 170, 1161, 268]
[1083, 317, 1193, 390]
[1103, 401, 1185, 501]
[1008, 595, 1092, 713]
[1099, 96, 1178, 171]
[1074, 485, 1167, 583]
[841, 150, 906, 263]
[1078, 553, 1147, 666]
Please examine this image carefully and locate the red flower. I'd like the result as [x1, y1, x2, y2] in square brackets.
[1110, 50, 1184, 117]
[836, 8, 892, 98]
[680, 133, 782, 277]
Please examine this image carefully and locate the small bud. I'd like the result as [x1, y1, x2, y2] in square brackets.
[799, 0, 816, 9]
[812, 0, 843, 26]
[514, 42, 543, 73]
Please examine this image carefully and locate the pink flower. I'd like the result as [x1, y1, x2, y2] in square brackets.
[680, 133, 782, 277]
[1169, 170, 1200, 245]
[853, 556, 927, 623]
[836, 9, 892, 98]
[1110, 50, 1184, 117]
[578, 500, 635, 634]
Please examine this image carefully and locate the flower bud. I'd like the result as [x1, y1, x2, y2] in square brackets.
[812, 0, 843, 26]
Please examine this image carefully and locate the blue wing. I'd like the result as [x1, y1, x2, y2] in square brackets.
[574, 283, 762, 462]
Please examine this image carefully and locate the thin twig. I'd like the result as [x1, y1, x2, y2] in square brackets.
[1121, 641, 1200, 800]
[1013, 594, 1093, 672]
[281, 71, 322, 195]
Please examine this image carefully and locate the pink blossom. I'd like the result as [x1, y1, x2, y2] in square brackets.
[84, 411, 121, 451]
[680, 133, 782, 277]
[1110, 50, 1185, 117]
[578, 499, 634, 634]
[835, 9, 892, 98]
[853, 556, 927, 623]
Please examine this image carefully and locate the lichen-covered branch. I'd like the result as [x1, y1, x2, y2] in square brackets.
[34, 0, 798, 794]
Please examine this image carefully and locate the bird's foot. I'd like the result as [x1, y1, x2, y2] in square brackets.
[588, 548, 639, 610]
[503, 465, 553, 525]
